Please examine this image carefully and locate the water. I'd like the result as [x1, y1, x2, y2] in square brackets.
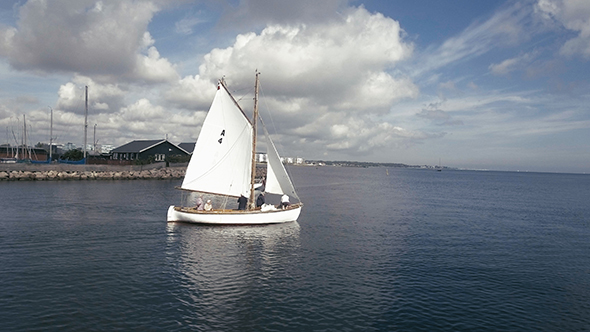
[1, 167, 589, 331]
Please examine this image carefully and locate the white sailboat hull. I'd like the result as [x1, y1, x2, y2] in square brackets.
[167, 204, 302, 225]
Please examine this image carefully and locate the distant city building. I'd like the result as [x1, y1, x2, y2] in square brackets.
[64, 142, 76, 151]
[254, 154, 305, 164]
[100, 144, 114, 154]
[256, 153, 267, 163]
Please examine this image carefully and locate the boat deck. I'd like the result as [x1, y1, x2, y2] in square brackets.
[175, 203, 302, 214]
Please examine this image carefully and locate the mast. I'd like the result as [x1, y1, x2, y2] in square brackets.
[49, 106, 53, 161]
[23, 114, 28, 160]
[248, 71, 260, 210]
[83, 85, 88, 159]
[93, 124, 97, 153]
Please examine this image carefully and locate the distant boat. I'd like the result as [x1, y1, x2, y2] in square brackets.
[0, 158, 17, 164]
[30, 158, 50, 164]
[58, 158, 86, 165]
[167, 72, 302, 225]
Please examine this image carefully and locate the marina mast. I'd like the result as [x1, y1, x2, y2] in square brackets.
[49, 106, 53, 161]
[83, 85, 88, 159]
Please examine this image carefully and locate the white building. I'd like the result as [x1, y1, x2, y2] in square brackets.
[256, 153, 268, 163]
[100, 144, 114, 154]
[64, 142, 76, 151]
[258, 153, 304, 165]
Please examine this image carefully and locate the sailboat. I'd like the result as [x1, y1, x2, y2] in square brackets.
[167, 72, 303, 224]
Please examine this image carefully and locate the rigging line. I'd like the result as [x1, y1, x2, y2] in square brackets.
[257, 82, 281, 153]
[234, 87, 254, 104]
[228, 83, 254, 104]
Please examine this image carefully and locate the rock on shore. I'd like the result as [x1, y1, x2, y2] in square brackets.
[0, 167, 186, 181]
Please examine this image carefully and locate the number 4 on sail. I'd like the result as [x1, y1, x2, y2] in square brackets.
[167, 72, 303, 224]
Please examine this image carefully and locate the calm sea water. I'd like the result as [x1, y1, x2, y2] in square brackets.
[1, 167, 589, 331]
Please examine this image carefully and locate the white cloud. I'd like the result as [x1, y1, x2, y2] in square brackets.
[289, 111, 435, 156]
[120, 98, 165, 122]
[0, 0, 587, 172]
[163, 75, 217, 110]
[490, 57, 521, 76]
[0, 0, 174, 82]
[56, 76, 126, 115]
[2, 3, 423, 157]
[536, 0, 590, 58]
[175, 15, 206, 35]
[489, 52, 536, 76]
[415, 2, 534, 76]
[199, 7, 414, 100]
[84, 100, 204, 146]
[218, 0, 349, 27]
[133, 45, 179, 83]
[161, 6, 420, 157]
[438, 81, 456, 91]
[416, 100, 464, 126]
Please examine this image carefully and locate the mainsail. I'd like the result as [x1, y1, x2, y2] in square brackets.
[181, 83, 253, 197]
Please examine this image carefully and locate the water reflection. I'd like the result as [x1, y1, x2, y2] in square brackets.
[165, 222, 301, 328]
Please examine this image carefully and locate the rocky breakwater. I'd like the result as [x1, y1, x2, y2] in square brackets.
[0, 167, 185, 181]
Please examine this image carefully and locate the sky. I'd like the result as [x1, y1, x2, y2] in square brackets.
[0, 0, 589, 173]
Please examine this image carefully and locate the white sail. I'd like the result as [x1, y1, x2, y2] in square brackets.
[181, 84, 253, 197]
[263, 125, 297, 197]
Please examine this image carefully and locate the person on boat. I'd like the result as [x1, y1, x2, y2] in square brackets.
[256, 192, 265, 208]
[280, 194, 290, 209]
[195, 195, 204, 210]
[204, 200, 213, 211]
[258, 179, 266, 192]
[237, 193, 248, 210]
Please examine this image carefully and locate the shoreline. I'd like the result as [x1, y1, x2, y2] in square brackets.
[0, 162, 268, 181]
[0, 162, 186, 181]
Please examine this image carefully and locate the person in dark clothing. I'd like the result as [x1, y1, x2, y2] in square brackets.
[194, 195, 204, 210]
[256, 192, 265, 208]
[237, 194, 248, 210]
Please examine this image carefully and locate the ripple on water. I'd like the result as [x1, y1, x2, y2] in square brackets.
[1, 171, 590, 331]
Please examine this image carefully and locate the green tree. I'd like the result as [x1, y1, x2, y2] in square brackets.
[62, 149, 84, 161]
[134, 155, 155, 165]
[167, 154, 190, 163]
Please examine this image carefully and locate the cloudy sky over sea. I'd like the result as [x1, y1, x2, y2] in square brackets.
[0, 0, 589, 173]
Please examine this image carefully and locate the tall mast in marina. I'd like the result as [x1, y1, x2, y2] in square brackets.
[49, 106, 53, 161]
[84, 85, 88, 158]
[93, 123, 97, 153]
[248, 71, 259, 210]
[83, 85, 88, 159]
[23, 114, 28, 160]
